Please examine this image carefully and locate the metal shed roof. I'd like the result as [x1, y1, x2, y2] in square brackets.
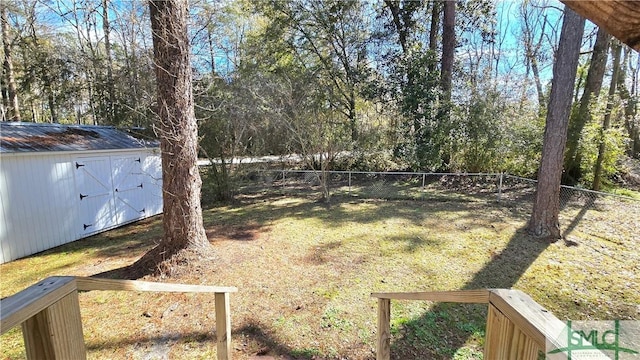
[0, 122, 158, 153]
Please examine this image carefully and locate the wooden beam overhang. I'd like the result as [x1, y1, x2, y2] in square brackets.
[561, 1, 640, 51]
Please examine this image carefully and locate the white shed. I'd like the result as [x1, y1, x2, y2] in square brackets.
[0, 122, 163, 264]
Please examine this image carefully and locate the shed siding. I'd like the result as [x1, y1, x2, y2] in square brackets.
[0, 174, 11, 262]
[142, 154, 163, 216]
[0, 149, 162, 263]
[1, 154, 77, 261]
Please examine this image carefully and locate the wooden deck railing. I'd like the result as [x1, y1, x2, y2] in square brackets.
[0, 276, 237, 360]
[372, 289, 574, 360]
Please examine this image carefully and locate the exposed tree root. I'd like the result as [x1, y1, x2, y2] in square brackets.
[92, 243, 214, 280]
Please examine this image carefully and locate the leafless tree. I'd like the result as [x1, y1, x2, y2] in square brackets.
[1, 3, 21, 121]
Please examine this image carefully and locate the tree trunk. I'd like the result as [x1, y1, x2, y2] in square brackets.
[563, 27, 611, 184]
[43, 76, 57, 124]
[1, 5, 20, 121]
[520, 3, 548, 114]
[528, 7, 585, 240]
[1, 5, 8, 119]
[68, 3, 96, 125]
[631, 124, 640, 159]
[530, 54, 545, 111]
[592, 40, 622, 191]
[132, 0, 209, 277]
[617, 48, 640, 159]
[102, 0, 116, 125]
[437, 0, 455, 169]
[349, 91, 357, 143]
[441, 0, 455, 102]
[207, 25, 216, 74]
[384, 0, 408, 54]
[1, 56, 7, 120]
[428, 1, 440, 75]
[633, 53, 640, 157]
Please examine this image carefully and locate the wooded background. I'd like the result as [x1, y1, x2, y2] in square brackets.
[1, 0, 638, 190]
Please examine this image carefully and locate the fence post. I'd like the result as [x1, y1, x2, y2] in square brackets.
[22, 290, 86, 360]
[282, 170, 286, 190]
[497, 173, 504, 202]
[215, 292, 232, 360]
[376, 298, 391, 360]
[348, 172, 352, 195]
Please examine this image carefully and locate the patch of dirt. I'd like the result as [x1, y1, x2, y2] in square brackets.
[206, 223, 267, 242]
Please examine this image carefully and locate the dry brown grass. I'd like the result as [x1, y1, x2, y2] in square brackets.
[1, 191, 638, 360]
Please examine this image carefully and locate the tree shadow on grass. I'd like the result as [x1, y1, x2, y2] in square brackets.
[561, 196, 595, 242]
[85, 320, 332, 359]
[391, 191, 634, 359]
[85, 331, 195, 353]
[88, 194, 521, 278]
[234, 320, 324, 359]
[384, 186, 610, 358]
[207, 194, 507, 234]
[34, 190, 510, 275]
[387, 228, 551, 359]
[84, 321, 319, 359]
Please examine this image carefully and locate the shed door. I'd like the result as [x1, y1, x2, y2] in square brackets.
[75, 157, 116, 235]
[111, 156, 146, 224]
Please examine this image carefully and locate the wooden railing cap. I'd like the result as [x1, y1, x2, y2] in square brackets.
[1, 276, 77, 334]
[371, 289, 490, 303]
[75, 277, 238, 293]
[1, 276, 237, 335]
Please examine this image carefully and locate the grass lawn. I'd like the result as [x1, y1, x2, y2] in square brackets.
[1, 190, 638, 359]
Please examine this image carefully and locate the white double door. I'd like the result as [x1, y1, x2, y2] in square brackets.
[75, 155, 146, 235]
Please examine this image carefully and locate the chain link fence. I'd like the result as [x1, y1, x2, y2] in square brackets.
[235, 170, 639, 238]
[248, 170, 502, 201]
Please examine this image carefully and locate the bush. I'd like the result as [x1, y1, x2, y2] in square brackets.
[333, 150, 404, 172]
[201, 163, 235, 205]
[500, 111, 545, 178]
[579, 122, 626, 188]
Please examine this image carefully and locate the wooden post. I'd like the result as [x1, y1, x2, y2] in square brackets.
[369, 289, 577, 360]
[21, 290, 86, 360]
[484, 304, 539, 360]
[215, 292, 232, 360]
[485, 304, 512, 359]
[282, 170, 286, 189]
[376, 298, 391, 360]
